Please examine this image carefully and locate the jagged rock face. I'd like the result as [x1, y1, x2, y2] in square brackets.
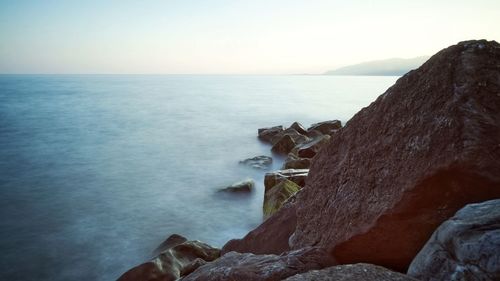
[182, 247, 335, 281]
[284, 263, 419, 281]
[222, 198, 297, 255]
[118, 237, 221, 281]
[408, 199, 500, 281]
[291, 40, 500, 271]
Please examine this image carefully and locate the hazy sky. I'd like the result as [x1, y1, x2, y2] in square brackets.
[1, 0, 499, 74]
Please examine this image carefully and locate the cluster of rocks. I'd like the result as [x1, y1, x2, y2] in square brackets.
[118, 40, 500, 281]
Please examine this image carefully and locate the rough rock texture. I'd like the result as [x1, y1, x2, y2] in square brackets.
[285, 263, 419, 281]
[219, 179, 254, 193]
[291, 40, 500, 271]
[290, 135, 331, 158]
[282, 155, 311, 169]
[240, 155, 273, 170]
[118, 239, 220, 281]
[222, 197, 297, 255]
[264, 169, 309, 191]
[290, 122, 308, 135]
[307, 120, 341, 135]
[263, 179, 301, 219]
[258, 125, 285, 143]
[271, 128, 310, 155]
[182, 247, 335, 281]
[152, 234, 188, 257]
[408, 199, 500, 281]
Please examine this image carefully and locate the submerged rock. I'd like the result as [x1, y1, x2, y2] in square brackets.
[219, 179, 255, 193]
[239, 155, 273, 170]
[264, 169, 308, 191]
[408, 199, 500, 281]
[263, 179, 301, 219]
[182, 247, 335, 281]
[307, 120, 341, 135]
[290, 40, 500, 271]
[118, 237, 220, 281]
[285, 263, 419, 281]
[258, 125, 285, 143]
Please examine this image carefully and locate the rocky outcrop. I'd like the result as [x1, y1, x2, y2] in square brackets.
[290, 134, 331, 158]
[182, 247, 335, 281]
[407, 199, 500, 281]
[240, 155, 273, 170]
[118, 236, 220, 281]
[152, 233, 188, 257]
[264, 169, 308, 191]
[282, 155, 311, 169]
[263, 179, 301, 219]
[285, 263, 419, 281]
[258, 125, 285, 143]
[219, 179, 254, 193]
[222, 198, 297, 255]
[290, 40, 500, 272]
[307, 120, 341, 135]
[271, 128, 309, 154]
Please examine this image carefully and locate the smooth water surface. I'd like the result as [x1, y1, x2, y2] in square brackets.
[0, 74, 398, 280]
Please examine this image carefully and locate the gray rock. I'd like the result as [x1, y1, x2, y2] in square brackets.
[307, 120, 341, 135]
[240, 155, 273, 170]
[182, 247, 335, 281]
[285, 263, 419, 281]
[118, 238, 221, 281]
[264, 169, 309, 192]
[219, 179, 255, 193]
[408, 199, 500, 281]
[258, 125, 285, 143]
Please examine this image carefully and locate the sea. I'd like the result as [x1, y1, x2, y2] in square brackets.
[0, 74, 398, 281]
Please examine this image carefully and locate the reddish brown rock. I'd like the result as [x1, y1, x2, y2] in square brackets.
[182, 247, 336, 281]
[290, 40, 500, 272]
[284, 263, 419, 281]
[222, 197, 297, 255]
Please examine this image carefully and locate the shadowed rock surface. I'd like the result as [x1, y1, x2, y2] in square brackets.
[285, 263, 419, 281]
[263, 179, 301, 219]
[290, 134, 331, 158]
[258, 125, 285, 143]
[408, 199, 500, 281]
[264, 169, 309, 191]
[307, 120, 341, 135]
[282, 155, 311, 169]
[219, 179, 255, 193]
[290, 122, 308, 135]
[271, 128, 310, 154]
[152, 234, 188, 257]
[118, 238, 220, 281]
[222, 197, 297, 255]
[182, 247, 335, 281]
[289, 40, 500, 271]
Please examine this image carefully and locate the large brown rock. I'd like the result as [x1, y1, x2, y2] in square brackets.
[290, 40, 500, 272]
[271, 128, 309, 154]
[222, 197, 297, 255]
[284, 263, 419, 281]
[182, 247, 336, 281]
[118, 236, 221, 281]
[407, 199, 500, 281]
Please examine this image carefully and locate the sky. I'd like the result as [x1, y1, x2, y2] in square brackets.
[0, 0, 499, 74]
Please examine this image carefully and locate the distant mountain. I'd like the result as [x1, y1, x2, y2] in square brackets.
[324, 56, 430, 76]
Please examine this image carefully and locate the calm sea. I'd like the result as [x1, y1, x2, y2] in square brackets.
[0, 74, 398, 280]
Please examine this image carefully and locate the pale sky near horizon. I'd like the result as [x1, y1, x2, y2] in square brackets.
[0, 0, 499, 74]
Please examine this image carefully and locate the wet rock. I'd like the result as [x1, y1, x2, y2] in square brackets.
[240, 155, 273, 170]
[271, 128, 309, 154]
[118, 238, 220, 281]
[290, 122, 308, 135]
[408, 199, 500, 281]
[152, 234, 188, 257]
[182, 247, 335, 281]
[285, 263, 419, 281]
[222, 198, 297, 255]
[264, 169, 308, 191]
[219, 179, 254, 193]
[263, 179, 301, 219]
[291, 40, 500, 272]
[307, 120, 341, 135]
[258, 125, 285, 143]
[290, 134, 331, 158]
[282, 154, 311, 169]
